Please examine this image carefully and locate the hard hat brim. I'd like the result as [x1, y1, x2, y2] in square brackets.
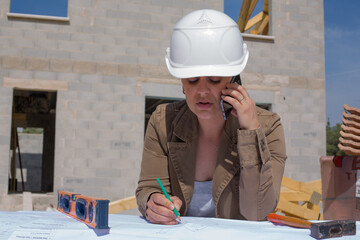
[165, 50, 249, 79]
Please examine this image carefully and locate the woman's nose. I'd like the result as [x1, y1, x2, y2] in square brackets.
[197, 77, 210, 94]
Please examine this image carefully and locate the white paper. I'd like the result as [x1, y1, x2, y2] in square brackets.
[0, 211, 359, 240]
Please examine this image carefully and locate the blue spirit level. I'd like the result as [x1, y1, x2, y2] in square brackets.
[57, 191, 109, 229]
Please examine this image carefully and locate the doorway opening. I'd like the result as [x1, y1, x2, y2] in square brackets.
[8, 89, 57, 193]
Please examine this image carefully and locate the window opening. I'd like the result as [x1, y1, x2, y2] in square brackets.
[9, 90, 57, 193]
[8, 0, 69, 21]
[256, 103, 271, 111]
[144, 97, 181, 135]
[225, 0, 270, 35]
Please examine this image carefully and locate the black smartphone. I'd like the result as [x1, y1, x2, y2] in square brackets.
[220, 75, 242, 120]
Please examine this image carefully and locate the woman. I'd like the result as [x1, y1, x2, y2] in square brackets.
[136, 9, 286, 225]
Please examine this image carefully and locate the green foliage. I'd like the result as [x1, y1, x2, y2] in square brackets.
[326, 119, 345, 156]
[21, 128, 43, 134]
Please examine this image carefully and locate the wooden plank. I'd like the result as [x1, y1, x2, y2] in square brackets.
[276, 198, 319, 220]
[250, 13, 269, 35]
[302, 179, 322, 193]
[263, 0, 269, 14]
[281, 176, 301, 192]
[303, 179, 322, 188]
[280, 190, 312, 202]
[244, 11, 263, 31]
[278, 177, 322, 220]
[282, 176, 322, 195]
[301, 200, 321, 217]
[238, 0, 251, 32]
[247, 0, 259, 23]
[109, 196, 137, 214]
[263, 21, 269, 35]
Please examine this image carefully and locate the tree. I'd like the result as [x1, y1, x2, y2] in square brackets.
[326, 119, 345, 156]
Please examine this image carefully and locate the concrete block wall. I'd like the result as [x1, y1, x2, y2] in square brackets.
[242, 0, 325, 181]
[0, 86, 12, 198]
[0, 0, 325, 210]
[0, 0, 223, 210]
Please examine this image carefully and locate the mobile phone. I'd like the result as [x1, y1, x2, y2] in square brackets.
[220, 75, 242, 120]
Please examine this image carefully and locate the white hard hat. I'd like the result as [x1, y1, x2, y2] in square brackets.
[165, 9, 249, 79]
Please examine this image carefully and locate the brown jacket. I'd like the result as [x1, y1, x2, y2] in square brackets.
[136, 100, 286, 220]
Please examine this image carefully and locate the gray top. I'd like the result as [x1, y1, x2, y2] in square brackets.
[186, 180, 216, 217]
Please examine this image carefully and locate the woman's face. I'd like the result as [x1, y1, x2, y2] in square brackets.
[181, 76, 232, 120]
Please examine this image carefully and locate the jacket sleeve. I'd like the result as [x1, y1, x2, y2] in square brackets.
[135, 105, 170, 217]
[237, 113, 287, 220]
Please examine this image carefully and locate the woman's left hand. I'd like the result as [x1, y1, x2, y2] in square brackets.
[221, 83, 260, 130]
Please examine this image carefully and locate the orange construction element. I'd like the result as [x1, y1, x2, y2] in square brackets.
[268, 213, 311, 228]
[57, 191, 110, 229]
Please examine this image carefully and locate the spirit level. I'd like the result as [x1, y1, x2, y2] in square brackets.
[57, 190, 110, 229]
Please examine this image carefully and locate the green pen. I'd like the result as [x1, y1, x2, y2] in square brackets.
[156, 178, 181, 222]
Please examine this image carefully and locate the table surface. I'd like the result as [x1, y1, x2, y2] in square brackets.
[0, 211, 359, 240]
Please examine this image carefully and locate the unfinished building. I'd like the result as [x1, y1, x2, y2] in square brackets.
[0, 0, 325, 210]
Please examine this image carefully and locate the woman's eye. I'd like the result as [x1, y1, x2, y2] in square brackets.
[209, 78, 221, 84]
[188, 78, 199, 84]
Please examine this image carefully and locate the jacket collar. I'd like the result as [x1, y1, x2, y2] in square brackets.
[173, 106, 199, 143]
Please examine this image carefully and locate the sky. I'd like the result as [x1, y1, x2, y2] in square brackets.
[323, 0, 360, 126]
[225, 0, 360, 127]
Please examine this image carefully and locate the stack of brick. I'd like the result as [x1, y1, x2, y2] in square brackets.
[338, 104, 360, 155]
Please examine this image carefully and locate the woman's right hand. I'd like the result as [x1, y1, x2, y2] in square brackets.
[146, 193, 182, 225]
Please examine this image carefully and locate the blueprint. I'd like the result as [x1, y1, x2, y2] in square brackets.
[0, 211, 359, 240]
